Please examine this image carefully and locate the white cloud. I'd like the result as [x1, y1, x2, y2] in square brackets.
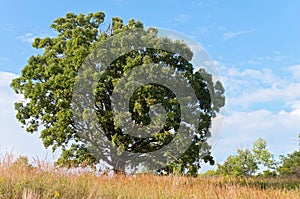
[288, 64, 300, 78]
[16, 32, 52, 43]
[218, 64, 300, 111]
[223, 29, 255, 40]
[210, 108, 299, 166]
[0, 72, 55, 160]
[198, 63, 300, 171]
[230, 82, 300, 108]
[16, 33, 36, 43]
[0, 71, 17, 87]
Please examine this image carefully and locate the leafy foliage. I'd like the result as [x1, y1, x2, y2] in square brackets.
[277, 151, 300, 177]
[277, 134, 300, 177]
[252, 138, 277, 170]
[216, 148, 258, 177]
[214, 138, 277, 177]
[10, 12, 225, 175]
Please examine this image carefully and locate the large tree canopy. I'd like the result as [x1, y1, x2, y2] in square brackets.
[11, 12, 225, 175]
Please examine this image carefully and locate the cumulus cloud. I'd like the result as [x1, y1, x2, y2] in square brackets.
[213, 108, 299, 159]
[288, 64, 300, 78]
[219, 65, 300, 112]
[205, 63, 300, 169]
[0, 71, 55, 160]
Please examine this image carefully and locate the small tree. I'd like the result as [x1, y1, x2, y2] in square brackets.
[252, 137, 277, 172]
[277, 151, 300, 177]
[215, 138, 277, 177]
[277, 134, 300, 177]
[216, 148, 258, 177]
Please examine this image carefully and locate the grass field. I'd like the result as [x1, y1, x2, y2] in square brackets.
[0, 154, 299, 199]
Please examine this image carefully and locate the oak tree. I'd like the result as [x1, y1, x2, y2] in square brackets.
[11, 12, 225, 175]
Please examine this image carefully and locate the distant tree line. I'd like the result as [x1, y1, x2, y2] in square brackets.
[203, 134, 300, 177]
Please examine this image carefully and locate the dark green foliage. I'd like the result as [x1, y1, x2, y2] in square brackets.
[277, 134, 300, 177]
[277, 150, 300, 177]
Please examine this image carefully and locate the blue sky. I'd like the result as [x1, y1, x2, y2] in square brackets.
[0, 0, 299, 171]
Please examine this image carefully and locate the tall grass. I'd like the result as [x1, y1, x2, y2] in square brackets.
[0, 153, 299, 199]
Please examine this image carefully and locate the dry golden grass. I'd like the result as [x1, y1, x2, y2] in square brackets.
[0, 154, 299, 199]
